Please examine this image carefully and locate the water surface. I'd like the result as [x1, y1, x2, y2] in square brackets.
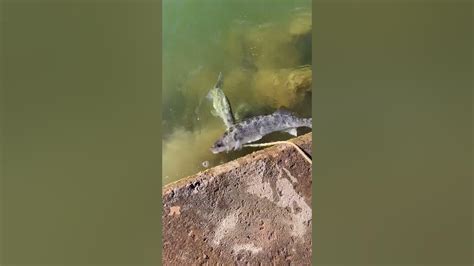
[162, 0, 313, 185]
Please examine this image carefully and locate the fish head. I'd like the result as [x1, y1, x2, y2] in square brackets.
[210, 138, 227, 154]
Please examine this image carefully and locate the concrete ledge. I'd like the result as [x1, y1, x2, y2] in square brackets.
[163, 133, 312, 265]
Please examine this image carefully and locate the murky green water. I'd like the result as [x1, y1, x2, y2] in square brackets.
[162, 0, 312, 185]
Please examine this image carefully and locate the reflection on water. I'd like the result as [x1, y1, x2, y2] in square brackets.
[162, 0, 312, 185]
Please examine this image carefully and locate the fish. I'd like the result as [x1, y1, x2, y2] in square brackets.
[206, 72, 235, 128]
[210, 109, 312, 154]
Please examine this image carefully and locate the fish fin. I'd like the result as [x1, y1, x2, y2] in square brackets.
[247, 135, 263, 144]
[225, 96, 236, 123]
[214, 72, 223, 88]
[234, 140, 242, 150]
[285, 128, 298, 136]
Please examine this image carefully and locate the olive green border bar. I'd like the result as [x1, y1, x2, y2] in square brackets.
[313, 1, 472, 265]
[0, 0, 5, 264]
[1, 0, 162, 264]
[157, 0, 163, 264]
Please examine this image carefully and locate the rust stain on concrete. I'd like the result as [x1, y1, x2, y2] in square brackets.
[163, 133, 312, 265]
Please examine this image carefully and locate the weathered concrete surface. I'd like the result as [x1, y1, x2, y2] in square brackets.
[163, 133, 312, 265]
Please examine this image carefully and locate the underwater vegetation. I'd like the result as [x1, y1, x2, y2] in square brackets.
[163, 8, 312, 185]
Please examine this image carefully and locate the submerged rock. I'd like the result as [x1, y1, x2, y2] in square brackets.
[253, 65, 312, 108]
[287, 65, 312, 94]
[288, 11, 312, 36]
[221, 13, 312, 112]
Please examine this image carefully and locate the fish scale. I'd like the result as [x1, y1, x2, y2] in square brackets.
[211, 110, 312, 154]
